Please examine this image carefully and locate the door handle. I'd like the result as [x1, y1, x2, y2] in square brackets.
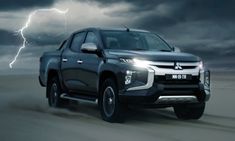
[62, 58, 68, 62]
[77, 60, 83, 64]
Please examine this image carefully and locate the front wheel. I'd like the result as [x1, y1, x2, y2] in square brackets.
[99, 78, 124, 122]
[174, 103, 205, 120]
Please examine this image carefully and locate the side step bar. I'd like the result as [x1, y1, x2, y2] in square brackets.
[60, 93, 98, 104]
[155, 95, 198, 104]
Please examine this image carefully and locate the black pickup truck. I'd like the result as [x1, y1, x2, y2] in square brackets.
[39, 27, 210, 122]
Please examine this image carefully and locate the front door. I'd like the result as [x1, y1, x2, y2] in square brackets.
[61, 31, 87, 92]
[61, 31, 102, 94]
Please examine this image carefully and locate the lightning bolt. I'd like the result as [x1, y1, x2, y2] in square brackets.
[9, 8, 68, 68]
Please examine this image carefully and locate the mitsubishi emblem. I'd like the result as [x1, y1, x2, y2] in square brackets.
[174, 62, 183, 70]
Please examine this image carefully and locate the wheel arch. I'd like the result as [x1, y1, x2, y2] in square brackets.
[46, 69, 60, 98]
[99, 71, 119, 94]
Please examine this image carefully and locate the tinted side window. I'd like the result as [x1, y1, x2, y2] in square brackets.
[70, 32, 86, 52]
[85, 32, 98, 45]
[58, 40, 67, 50]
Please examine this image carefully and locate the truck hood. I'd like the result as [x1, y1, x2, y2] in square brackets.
[106, 50, 201, 62]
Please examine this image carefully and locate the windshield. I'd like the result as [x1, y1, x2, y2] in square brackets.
[101, 30, 172, 51]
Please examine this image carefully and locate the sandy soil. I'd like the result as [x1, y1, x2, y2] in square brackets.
[0, 72, 234, 141]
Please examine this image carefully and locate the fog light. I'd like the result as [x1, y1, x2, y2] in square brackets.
[204, 70, 210, 87]
[125, 76, 132, 85]
[125, 70, 135, 85]
[200, 70, 210, 90]
[200, 70, 204, 84]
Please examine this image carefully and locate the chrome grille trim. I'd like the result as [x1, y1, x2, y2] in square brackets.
[148, 61, 200, 67]
[147, 61, 200, 76]
[150, 65, 200, 76]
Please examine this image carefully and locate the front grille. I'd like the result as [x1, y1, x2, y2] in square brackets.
[150, 61, 199, 70]
[155, 65, 197, 69]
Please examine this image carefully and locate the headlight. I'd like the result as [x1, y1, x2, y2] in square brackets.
[120, 58, 134, 63]
[199, 61, 204, 70]
[120, 58, 150, 68]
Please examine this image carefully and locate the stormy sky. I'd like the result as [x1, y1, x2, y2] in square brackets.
[0, 0, 234, 74]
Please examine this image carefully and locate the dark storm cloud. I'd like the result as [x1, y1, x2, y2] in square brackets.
[0, 0, 55, 11]
[82, 0, 235, 19]
[80, 0, 235, 30]
[0, 29, 66, 46]
[181, 0, 235, 21]
[80, 0, 165, 10]
[26, 33, 66, 46]
[136, 0, 235, 30]
[0, 29, 22, 45]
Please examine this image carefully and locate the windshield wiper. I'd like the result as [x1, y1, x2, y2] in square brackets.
[159, 49, 172, 52]
[133, 48, 147, 51]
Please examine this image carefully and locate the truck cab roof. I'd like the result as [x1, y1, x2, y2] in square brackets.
[73, 27, 150, 34]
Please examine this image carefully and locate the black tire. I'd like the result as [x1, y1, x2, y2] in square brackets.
[47, 76, 67, 108]
[174, 103, 205, 120]
[99, 78, 124, 122]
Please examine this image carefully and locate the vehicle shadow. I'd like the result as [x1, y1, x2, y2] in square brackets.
[9, 98, 235, 133]
[65, 103, 235, 133]
[64, 102, 179, 124]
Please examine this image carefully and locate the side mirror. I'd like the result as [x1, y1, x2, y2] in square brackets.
[81, 43, 98, 53]
[173, 46, 181, 52]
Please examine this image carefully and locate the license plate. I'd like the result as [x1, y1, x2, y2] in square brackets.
[165, 74, 192, 80]
[172, 74, 186, 80]
[166, 74, 189, 80]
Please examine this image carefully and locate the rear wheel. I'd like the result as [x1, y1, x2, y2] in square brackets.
[47, 76, 67, 107]
[174, 103, 205, 120]
[99, 78, 124, 122]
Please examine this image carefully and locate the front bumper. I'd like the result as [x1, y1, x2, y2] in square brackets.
[119, 65, 211, 105]
[119, 82, 208, 104]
